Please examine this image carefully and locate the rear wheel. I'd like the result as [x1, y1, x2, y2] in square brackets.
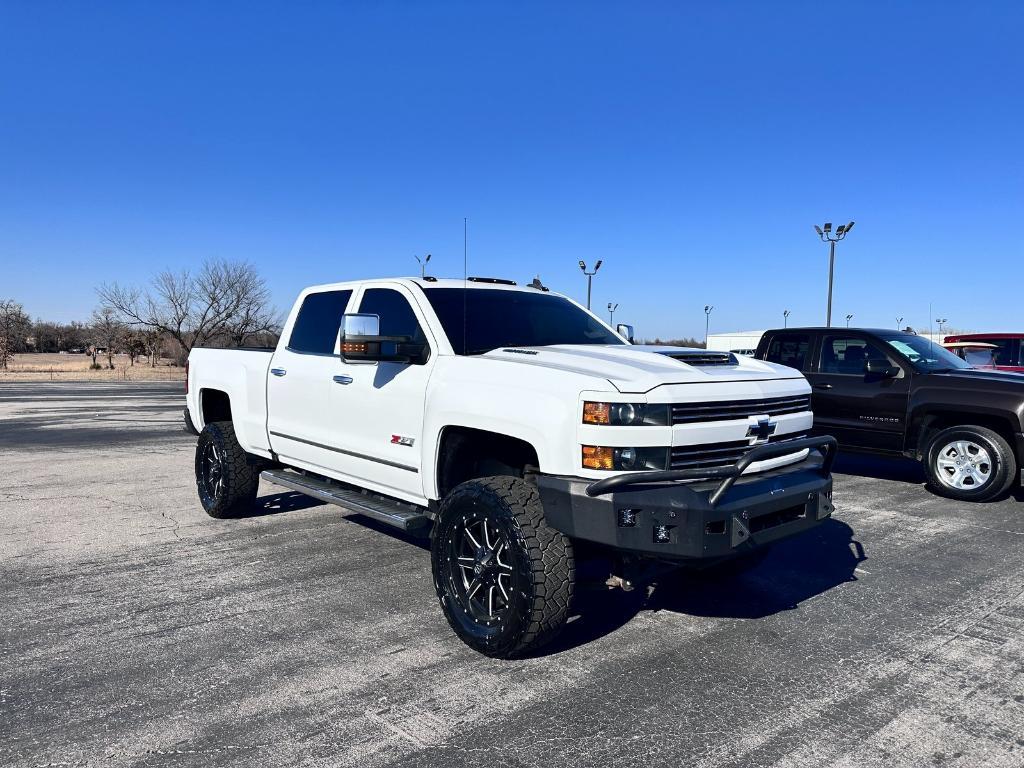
[195, 421, 261, 518]
[431, 476, 574, 658]
[923, 425, 1015, 502]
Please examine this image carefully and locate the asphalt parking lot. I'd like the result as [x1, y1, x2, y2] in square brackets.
[2, 383, 1023, 768]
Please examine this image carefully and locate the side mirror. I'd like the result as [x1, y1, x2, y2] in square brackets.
[340, 313, 426, 364]
[616, 323, 635, 344]
[865, 359, 900, 378]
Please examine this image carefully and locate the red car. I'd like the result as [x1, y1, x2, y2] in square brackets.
[944, 333, 1024, 373]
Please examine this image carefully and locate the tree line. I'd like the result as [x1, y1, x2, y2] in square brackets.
[0, 259, 280, 371]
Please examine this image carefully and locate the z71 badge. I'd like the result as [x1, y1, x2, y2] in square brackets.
[390, 435, 415, 447]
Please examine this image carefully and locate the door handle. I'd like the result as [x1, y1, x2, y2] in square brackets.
[271, 368, 287, 377]
[814, 383, 833, 390]
[333, 375, 353, 385]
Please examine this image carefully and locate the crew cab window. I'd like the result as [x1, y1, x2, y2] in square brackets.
[358, 288, 428, 345]
[764, 333, 810, 370]
[818, 335, 890, 375]
[288, 290, 353, 354]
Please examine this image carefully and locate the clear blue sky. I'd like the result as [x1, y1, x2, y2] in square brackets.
[2, 1, 1021, 339]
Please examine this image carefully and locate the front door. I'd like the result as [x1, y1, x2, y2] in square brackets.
[325, 284, 437, 503]
[805, 333, 911, 452]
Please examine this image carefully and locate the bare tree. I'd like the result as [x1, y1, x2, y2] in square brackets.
[98, 259, 277, 363]
[91, 307, 126, 369]
[0, 299, 32, 370]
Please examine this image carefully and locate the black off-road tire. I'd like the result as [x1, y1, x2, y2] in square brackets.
[431, 476, 575, 658]
[923, 425, 1016, 503]
[195, 421, 262, 518]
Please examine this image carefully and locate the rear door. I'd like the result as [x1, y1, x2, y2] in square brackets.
[267, 288, 354, 470]
[805, 332, 910, 452]
[761, 331, 813, 374]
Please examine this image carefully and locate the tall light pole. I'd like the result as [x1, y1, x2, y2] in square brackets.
[783, 309, 791, 328]
[896, 316, 904, 330]
[814, 220, 855, 327]
[936, 317, 948, 336]
[579, 260, 603, 310]
[414, 253, 431, 279]
[704, 305, 714, 346]
[607, 302, 618, 324]
[846, 313, 854, 328]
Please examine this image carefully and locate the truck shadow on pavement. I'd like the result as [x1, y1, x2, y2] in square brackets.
[241, 491, 329, 517]
[833, 452, 925, 485]
[545, 518, 866, 655]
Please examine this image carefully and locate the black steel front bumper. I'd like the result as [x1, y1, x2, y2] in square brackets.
[536, 436, 836, 561]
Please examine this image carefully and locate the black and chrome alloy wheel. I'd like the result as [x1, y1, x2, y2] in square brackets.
[441, 513, 518, 627]
[199, 440, 226, 505]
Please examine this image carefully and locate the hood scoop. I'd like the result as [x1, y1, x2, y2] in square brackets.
[655, 349, 738, 366]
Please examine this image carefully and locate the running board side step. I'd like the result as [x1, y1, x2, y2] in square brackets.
[260, 469, 431, 533]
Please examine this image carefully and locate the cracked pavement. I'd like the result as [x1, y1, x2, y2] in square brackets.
[2, 382, 1023, 767]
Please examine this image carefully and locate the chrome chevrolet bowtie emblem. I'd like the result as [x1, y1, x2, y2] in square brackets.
[747, 418, 777, 444]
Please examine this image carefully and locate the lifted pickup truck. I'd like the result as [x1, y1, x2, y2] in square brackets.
[756, 327, 1024, 502]
[186, 277, 835, 657]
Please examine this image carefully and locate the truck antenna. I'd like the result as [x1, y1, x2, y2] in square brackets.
[463, 217, 468, 355]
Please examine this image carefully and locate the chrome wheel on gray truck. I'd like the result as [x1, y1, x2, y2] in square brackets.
[431, 476, 575, 658]
[195, 421, 261, 518]
[924, 425, 1016, 503]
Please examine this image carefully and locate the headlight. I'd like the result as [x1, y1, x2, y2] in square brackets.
[582, 445, 668, 471]
[582, 401, 671, 426]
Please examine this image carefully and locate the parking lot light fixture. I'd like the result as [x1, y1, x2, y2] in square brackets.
[414, 253, 432, 279]
[704, 305, 714, 346]
[784, 309, 791, 328]
[815, 219, 855, 327]
[897, 316, 904, 330]
[846, 313, 854, 327]
[607, 302, 619, 324]
[936, 318, 948, 335]
[579, 260, 603, 310]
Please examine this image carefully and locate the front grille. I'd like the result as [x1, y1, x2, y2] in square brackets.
[671, 395, 811, 425]
[670, 433, 808, 471]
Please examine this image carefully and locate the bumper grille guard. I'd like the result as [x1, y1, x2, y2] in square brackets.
[584, 435, 838, 507]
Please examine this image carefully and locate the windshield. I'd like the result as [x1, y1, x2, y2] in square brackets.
[879, 333, 971, 372]
[423, 287, 623, 355]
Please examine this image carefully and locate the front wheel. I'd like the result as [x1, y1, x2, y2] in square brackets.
[923, 425, 1016, 503]
[431, 476, 575, 658]
[195, 421, 261, 518]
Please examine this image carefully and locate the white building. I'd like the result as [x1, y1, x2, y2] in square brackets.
[705, 330, 766, 354]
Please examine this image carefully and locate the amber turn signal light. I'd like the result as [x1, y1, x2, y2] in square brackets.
[583, 402, 611, 424]
[582, 445, 614, 470]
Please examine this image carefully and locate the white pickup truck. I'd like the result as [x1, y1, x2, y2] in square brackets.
[185, 276, 836, 657]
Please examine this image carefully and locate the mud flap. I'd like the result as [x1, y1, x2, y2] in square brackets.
[731, 511, 751, 548]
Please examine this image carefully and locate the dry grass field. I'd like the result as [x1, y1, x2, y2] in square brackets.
[0, 352, 186, 382]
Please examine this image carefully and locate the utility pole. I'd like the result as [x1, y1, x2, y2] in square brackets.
[578, 260, 603, 310]
[607, 302, 618, 325]
[704, 305, 714, 347]
[814, 220, 855, 327]
[414, 253, 431, 279]
[783, 309, 791, 328]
